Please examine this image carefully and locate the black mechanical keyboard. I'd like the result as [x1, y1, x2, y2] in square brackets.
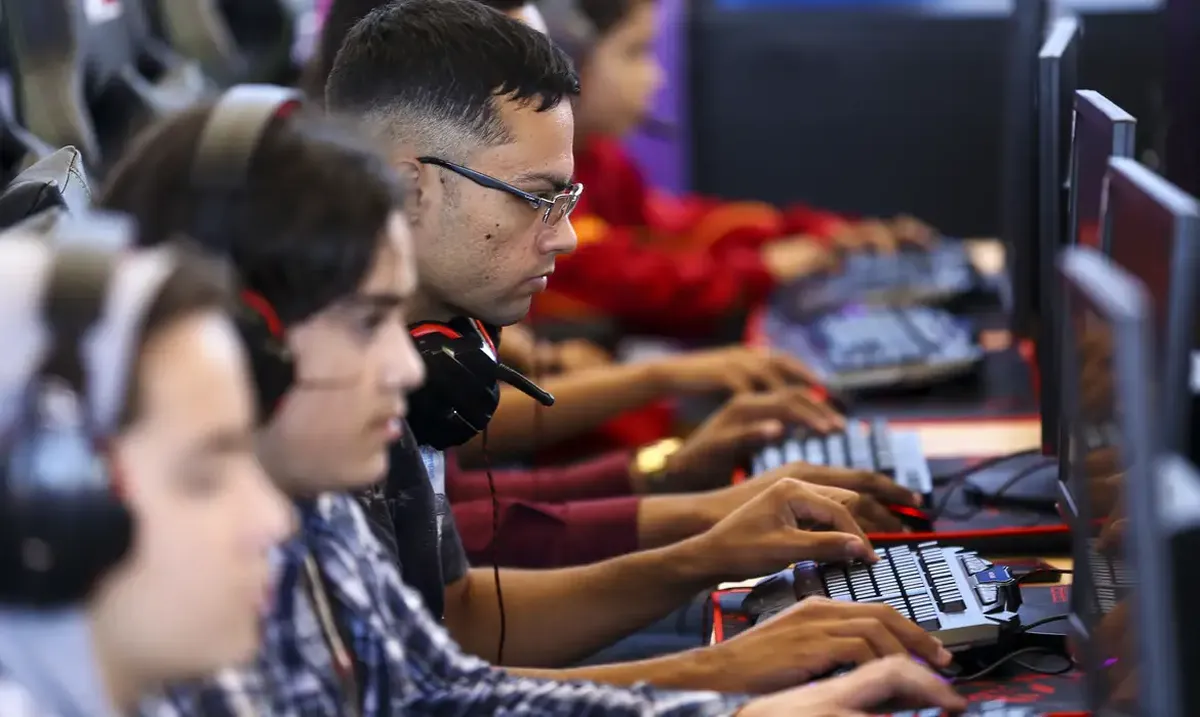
[750, 419, 934, 501]
[785, 243, 978, 318]
[767, 305, 984, 393]
[882, 703, 1042, 717]
[746, 542, 1021, 650]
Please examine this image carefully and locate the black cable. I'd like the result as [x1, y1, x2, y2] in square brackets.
[930, 451, 1053, 521]
[481, 429, 506, 665]
[1016, 613, 1072, 632]
[952, 646, 1074, 683]
[931, 448, 1043, 486]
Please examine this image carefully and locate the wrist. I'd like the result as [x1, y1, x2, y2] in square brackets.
[639, 359, 673, 397]
[660, 531, 725, 591]
[629, 438, 685, 495]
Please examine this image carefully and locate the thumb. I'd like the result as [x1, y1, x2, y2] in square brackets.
[787, 529, 873, 563]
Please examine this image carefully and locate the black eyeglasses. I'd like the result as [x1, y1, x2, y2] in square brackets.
[418, 156, 583, 227]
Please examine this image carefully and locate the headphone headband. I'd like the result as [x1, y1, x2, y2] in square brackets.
[189, 85, 305, 420]
[0, 219, 176, 606]
[191, 84, 304, 190]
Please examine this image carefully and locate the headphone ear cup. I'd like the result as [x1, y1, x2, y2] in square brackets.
[0, 387, 132, 606]
[234, 306, 295, 423]
[407, 329, 503, 449]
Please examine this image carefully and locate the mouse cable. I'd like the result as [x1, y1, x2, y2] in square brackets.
[952, 645, 1075, 683]
[931, 448, 1045, 486]
[930, 454, 1053, 521]
[481, 429, 506, 665]
[1016, 614, 1072, 633]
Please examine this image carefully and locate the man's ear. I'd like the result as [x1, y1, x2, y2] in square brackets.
[393, 156, 436, 227]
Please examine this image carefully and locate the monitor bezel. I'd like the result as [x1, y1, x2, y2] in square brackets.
[1058, 246, 1161, 717]
[1104, 157, 1200, 454]
[1068, 90, 1137, 256]
[1035, 14, 1082, 455]
[1002, 0, 1049, 340]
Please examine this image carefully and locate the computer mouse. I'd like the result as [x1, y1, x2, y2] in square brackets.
[887, 504, 935, 533]
[740, 570, 796, 617]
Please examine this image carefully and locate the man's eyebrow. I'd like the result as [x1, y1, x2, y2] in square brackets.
[510, 171, 573, 192]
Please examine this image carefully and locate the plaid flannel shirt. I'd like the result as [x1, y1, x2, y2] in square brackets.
[140, 492, 747, 716]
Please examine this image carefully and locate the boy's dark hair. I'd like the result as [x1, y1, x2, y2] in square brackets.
[325, 0, 579, 161]
[98, 104, 408, 327]
[121, 248, 234, 426]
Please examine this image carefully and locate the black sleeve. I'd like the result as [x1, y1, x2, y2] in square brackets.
[379, 424, 447, 620]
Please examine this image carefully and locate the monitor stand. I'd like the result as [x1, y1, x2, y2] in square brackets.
[962, 453, 1061, 513]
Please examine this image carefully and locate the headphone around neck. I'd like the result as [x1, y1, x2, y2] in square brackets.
[0, 222, 177, 606]
[407, 317, 554, 450]
[190, 84, 304, 421]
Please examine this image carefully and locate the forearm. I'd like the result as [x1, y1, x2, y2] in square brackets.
[511, 646, 737, 691]
[637, 494, 721, 550]
[458, 362, 668, 462]
[445, 536, 716, 668]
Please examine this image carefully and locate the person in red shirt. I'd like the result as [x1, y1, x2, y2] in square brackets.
[534, 0, 937, 337]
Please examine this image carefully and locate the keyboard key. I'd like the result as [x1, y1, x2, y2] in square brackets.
[845, 421, 875, 471]
[825, 433, 848, 468]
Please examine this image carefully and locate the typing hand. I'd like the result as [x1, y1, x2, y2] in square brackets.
[765, 463, 923, 512]
[762, 238, 838, 281]
[737, 656, 967, 716]
[889, 214, 938, 247]
[688, 477, 875, 582]
[647, 346, 825, 395]
[710, 599, 953, 694]
[643, 389, 844, 492]
[692, 474, 900, 533]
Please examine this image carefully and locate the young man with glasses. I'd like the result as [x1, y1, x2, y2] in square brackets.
[324, 0, 956, 696]
[99, 83, 964, 717]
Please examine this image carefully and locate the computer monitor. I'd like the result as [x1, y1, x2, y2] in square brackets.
[1103, 158, 1200, 454]
[1001, 0, 1048, 340]
[1057, 246, 1168, 717]
[1034, 14, 1082, 455]
[1069, 91, 1136, 253]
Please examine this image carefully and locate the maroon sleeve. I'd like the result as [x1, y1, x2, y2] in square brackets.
[445, 449, 635, 503]
[452, 497, 641, 568]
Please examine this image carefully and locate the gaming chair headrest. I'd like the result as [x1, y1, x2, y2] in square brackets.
[0, 147, 92, 230]
[537, 0, 597, 63]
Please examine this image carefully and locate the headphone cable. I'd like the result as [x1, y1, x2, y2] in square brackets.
[481, 428, 506, 665]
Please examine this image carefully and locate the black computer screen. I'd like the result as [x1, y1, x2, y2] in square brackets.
[1069, 91, 1136, 252]
[1034, 15, 1081, 455]
[1001, 0, 1048, 340]
[1058, 246, 1155, 717]
[1103, 158, 1200, 454]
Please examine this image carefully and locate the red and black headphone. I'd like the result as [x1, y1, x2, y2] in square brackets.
[406, 316, 554, 450]
[190, 84, 304, 420]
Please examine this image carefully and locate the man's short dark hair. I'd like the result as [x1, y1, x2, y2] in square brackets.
[478, 0, 530, 11]
[98, 105, 408, 327]
[325, 0, 580, 161]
